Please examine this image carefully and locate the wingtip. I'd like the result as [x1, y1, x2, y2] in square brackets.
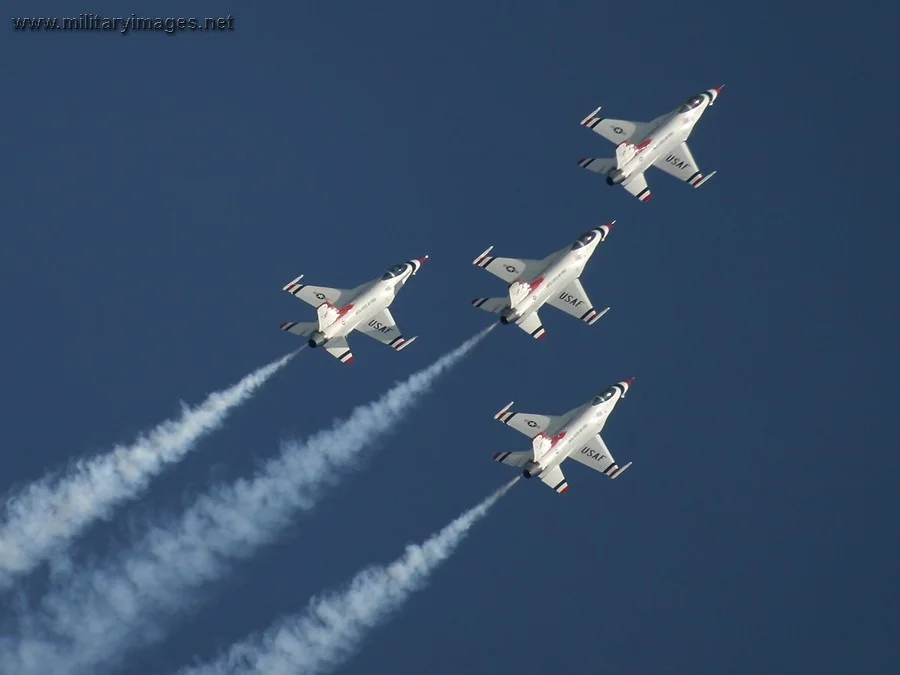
[473, 245, 494, 265]
[494, 400, 514, 419]
[282, 274, 304, 291]
[579, 105, 602, 126]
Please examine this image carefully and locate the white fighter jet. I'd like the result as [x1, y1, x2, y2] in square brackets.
[577, 86, 724, 202]
[492, 379, 635, 494]
[470, 225, 614, 340]
[279, 256, 428, 364]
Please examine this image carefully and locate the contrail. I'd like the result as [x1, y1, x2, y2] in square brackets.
[179, 476, 519, 675]
[0, 327, 493, 675]
[0, 349, 298, 591]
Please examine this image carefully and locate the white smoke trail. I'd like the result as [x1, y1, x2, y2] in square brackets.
[180, 476, 519, 675]
[0, 350, 298, 592]
[0, 327, 493, 675]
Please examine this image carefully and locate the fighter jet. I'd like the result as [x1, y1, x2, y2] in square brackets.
[577, 86, 724, 202]
[279, 256, 428, 364]
[470, 225, 614, 340]
[492, 379, 635, 494]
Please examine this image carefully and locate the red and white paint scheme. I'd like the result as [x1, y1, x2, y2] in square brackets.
[492, 379, 635, 495]
[578, 86, 724, 202]
[279, 256, 428, 365]
[471, 225, 614, 340]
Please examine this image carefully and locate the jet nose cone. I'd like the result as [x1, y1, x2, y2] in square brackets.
[625, 377, 635, 387]
[714, 84, 725, 94]
[417, 255, 429, 265]
[603, 220, 616, 232]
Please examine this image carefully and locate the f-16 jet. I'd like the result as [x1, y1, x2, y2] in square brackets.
[577, 86, 724, 202]
[492, 379, 635, 494]
[470, 225, 614, 340]
[280, 256, 428, 364]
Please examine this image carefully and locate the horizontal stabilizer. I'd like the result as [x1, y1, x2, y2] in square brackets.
[577, 157, 616, 175]
[471, 296, 508, 315]
[515, 311, 546, 340]
[280, 321, 317, 338]
[493, 450, 531, 468]
[623, 173, 652, 203]
[539, 464, 569, 494]
[324, 336, 354, 365]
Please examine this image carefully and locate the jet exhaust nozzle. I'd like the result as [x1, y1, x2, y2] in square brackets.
[307, 331, 327, 348]
[500, 308, 519, 325]
[606, 169, 626, 186]
[522, 461, 541, 478]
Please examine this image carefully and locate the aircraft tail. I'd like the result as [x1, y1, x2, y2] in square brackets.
[280, 321, 318, 338]
[577, 157, 617, 176]
[471, 297, 508, 315]
[316, 301, 340, 329]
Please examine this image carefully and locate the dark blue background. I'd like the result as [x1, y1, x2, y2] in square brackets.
[3, 2, 897, 674]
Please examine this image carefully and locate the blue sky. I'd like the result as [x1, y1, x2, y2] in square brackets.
[2, 1, 898, 674]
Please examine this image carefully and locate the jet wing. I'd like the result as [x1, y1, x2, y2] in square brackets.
[568, 434, 631, 479]
[546, 278, 609, 326]
[473, 246, 542, 283]
[652, 142, 717, 188]
[493, 400, 571, 438]
[623, 173, 652, 203]
[580, 106, 647, 144]
[283, 275, 357, 308]
[356, 308, 417, 352]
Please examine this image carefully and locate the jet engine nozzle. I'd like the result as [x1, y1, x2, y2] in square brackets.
[606, 169, 626, 186]
[307, 331, 327, 348]
[522, 461, 541, 479]
[500, 307, 519, 325]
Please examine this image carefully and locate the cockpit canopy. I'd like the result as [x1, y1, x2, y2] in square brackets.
[678, 94, 706, 114]
[571, 231, 597, 250]
[591, 387, 617, 405]
[381, 263, 408, 280]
